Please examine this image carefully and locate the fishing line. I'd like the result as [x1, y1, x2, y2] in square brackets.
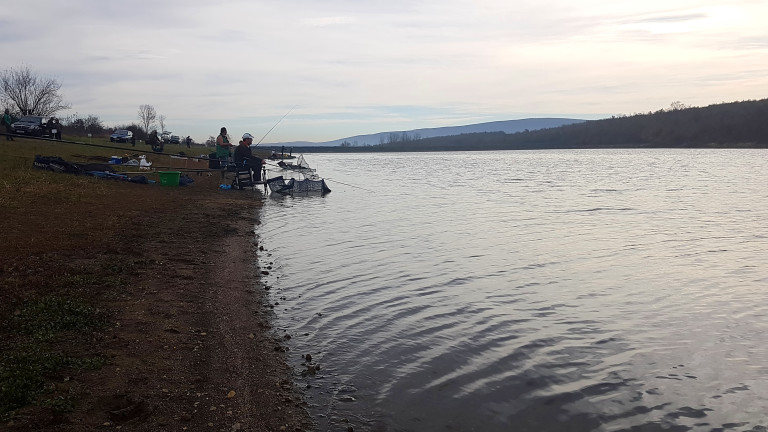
[263, 158, 373, 192]
[323, 178, 374, 192]
[256, 106, 296, 145]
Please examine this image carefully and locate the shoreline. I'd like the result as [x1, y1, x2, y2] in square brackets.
[0, 172, 314, 431]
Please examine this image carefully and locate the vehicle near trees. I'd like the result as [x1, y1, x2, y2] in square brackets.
[11, 115, 49, 137]
[110, 129, 133, 142]
[170, 135, 180, 144]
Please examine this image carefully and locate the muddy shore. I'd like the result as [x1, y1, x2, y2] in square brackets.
[0, 171, 314, 431]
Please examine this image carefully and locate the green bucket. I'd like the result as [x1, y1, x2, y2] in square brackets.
[158, 171, 181, 187]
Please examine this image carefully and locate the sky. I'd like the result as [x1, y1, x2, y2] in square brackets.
[1, 0, 767, 144]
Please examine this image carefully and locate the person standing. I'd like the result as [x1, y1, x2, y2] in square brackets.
[186, 136, 191, 148]
[215, 127, 233, 162]
[53, 118, 62, 140]
[46, 117, 55, 137]
[47, 117, 62, 140]
[3, 109, 14, 141]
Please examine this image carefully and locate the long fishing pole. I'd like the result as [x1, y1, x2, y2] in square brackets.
[0, 132, 249, 181]
[0, 132, 149, 153]
[256, 106, 295, 145]
[0, 132, 227, 163]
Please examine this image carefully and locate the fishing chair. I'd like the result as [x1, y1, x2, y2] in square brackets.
[228, 159, 265, 190]
[231, 168, 256, 190]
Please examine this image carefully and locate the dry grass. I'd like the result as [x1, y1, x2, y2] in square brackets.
[0, 134, 279, 427]
[0, 137, 235, 260]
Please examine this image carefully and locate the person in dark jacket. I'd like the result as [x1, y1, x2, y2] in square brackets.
[234, 133, 263, 180]
[53, 118, 62, 140]
[47, 117, 62, 140]
[46, 118, 55, 137]
[148, 130, 164, 152]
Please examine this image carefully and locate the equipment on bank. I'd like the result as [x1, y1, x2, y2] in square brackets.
[264, 154, 331, 195]
[265, 176, 331, 195]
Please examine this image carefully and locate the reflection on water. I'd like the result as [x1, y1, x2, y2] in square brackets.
[256, 150, 768, 431]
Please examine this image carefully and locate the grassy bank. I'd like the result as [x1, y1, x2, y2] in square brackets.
[0, 136, 197, 420]
[0, 135, 306, 429]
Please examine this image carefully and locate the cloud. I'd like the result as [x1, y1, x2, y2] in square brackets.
[1, 0, 767, 142]
[625, 13, 708, 23]
[302, 16, 356, 27]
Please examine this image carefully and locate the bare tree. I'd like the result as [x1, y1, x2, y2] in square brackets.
[138, 104, 157, 133]
[0, 66, 70, 116]
[668, 101, 690, 111]
[158, 114, 166, 133]
[61, 113, 109, 136]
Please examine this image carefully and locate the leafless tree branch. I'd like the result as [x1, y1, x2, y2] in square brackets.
[138, 104, 157, 133]
[0, 66, 71, 116]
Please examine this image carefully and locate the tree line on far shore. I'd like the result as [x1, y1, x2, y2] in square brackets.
[297, 98, 768, 153]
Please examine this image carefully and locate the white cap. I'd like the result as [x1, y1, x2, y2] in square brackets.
[242, 133, 254, 140]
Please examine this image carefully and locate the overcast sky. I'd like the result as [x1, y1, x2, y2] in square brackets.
[2, 0, 766, 143]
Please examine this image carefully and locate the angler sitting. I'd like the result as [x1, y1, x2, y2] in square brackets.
[234, 133, 263, 181]
[147, 130, 164, 152]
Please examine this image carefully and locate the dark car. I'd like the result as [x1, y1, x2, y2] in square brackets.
[110, 129, 133, 143]
[169, 135, 180, 144]
[11, 115, 49, 137]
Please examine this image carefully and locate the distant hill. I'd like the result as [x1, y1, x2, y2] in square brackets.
[266, 98, 768, 153]
[364, 98, 768, 152]
[266, 118, 585, 147]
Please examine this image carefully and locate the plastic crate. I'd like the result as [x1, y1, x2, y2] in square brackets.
[158, 171, 181, 186]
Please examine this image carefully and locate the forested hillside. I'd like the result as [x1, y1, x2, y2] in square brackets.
[310, 98, 768, 153]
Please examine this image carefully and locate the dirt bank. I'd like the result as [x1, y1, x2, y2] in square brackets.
[0, 170, 314, 431]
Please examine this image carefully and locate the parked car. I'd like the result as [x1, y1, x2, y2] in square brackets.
[110, 129, 133, 143]
[169, 135, 180, 144]
[160, 131, 171, 142]
[11, 115, 49, 137]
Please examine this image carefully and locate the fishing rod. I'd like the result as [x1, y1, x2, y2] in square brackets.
[1, 132, 148, 154]
[256, 106, 295, 145]
[0, 132, 228, 164]
[4, 106, 292, 160]
[7, 133, 373, 192]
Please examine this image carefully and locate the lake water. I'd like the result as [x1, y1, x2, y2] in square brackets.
[255, 149, 768, 432]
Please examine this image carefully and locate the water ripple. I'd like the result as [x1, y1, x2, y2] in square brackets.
[258, 150, 768, 431]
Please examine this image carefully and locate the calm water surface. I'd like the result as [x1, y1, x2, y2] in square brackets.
[255, 150, 768, 432]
